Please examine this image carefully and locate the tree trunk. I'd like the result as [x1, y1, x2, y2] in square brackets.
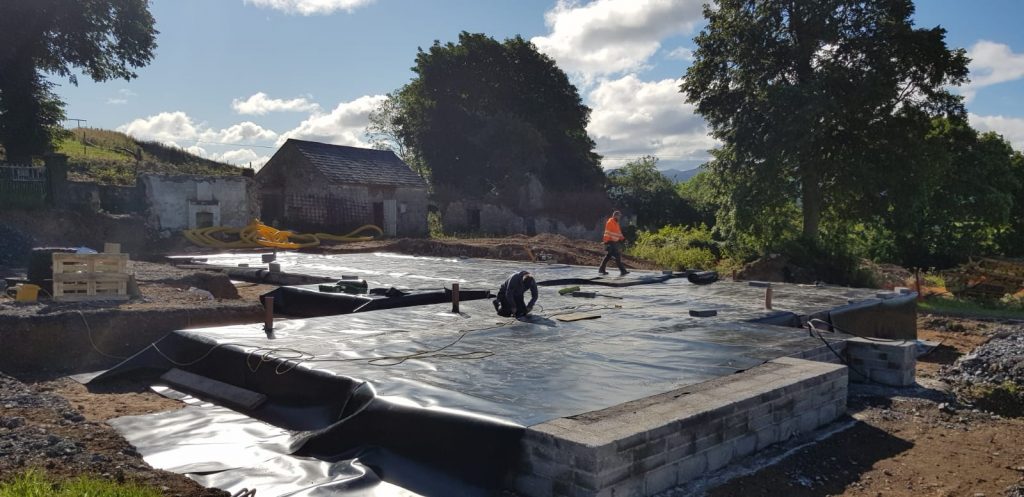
[0, 58, 55, 163]
[801, 173, 822, 241]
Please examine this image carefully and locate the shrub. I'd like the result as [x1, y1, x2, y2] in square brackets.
[628, 224, 719, 270]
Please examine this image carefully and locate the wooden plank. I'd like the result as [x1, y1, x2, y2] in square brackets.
[160, 368, 267, 411]
[53, 294, 131, 302]
[555, 312, 602, 322]
[53, 273, 130, 282]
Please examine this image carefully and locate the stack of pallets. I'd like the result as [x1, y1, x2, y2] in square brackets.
[52, 252, 130, 302]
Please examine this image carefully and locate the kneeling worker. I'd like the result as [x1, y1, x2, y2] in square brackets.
[493, 270, 538, 318]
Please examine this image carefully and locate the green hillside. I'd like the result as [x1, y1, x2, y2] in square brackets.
[55, 128, 247, 185]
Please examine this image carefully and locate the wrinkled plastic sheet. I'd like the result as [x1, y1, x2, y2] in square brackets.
[103, 253, 907, 496]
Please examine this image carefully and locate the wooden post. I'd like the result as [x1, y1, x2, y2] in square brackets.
[451, 283, 460, 313]
[764, 286, 773, 310]
[263, 296, 274, 337]
[915, 268, 923, 300]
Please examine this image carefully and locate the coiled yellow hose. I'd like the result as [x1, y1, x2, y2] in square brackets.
[183, 220, 383, 249]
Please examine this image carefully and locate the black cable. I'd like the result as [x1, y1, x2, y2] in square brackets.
[806, 320, 879, 384]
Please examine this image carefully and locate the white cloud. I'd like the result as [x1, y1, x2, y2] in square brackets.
[117, 112, 277, 146]
[244, 0, 375, 15]
[587, 75, 715, 168]
[532, 0, 704, 81]
[232, 92, 320, 115]
[970, 113, 1024, 151]
[212, 148, 271, 168]
[118, 111, 201, 144]
[106, 98, 128, 105]
[665, 46, 694, 61]
[962, 41, 1024, 101]
[277, 94, 385, 147]
[201, 121, 278, 143]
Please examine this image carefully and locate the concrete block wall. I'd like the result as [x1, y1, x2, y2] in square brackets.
[845, 337, 916, 386]
[789, 340, 848, 365]
[511, 357, 848, 497]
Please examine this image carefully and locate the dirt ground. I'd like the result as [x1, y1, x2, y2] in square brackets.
[709, 315, 1024, 497]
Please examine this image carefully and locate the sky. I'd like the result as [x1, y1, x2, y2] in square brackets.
[54, 0, 1024, 171]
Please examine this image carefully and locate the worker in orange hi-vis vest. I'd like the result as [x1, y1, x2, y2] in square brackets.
[599, 210, 630, 276]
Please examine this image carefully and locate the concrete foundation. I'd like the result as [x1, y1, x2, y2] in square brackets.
[845, 337, 916, 386]
[511, 357, 848, 497]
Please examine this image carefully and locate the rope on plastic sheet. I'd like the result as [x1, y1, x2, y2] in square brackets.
[232, 488, 257, 497]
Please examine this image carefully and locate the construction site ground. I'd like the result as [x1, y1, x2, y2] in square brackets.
[1, 237, 1023, 496]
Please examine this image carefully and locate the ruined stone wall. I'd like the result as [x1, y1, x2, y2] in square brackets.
[140, 174, 257, 233]
[441, 200, 603, 239]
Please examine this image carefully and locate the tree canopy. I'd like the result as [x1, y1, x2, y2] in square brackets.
[0, 0, 157, 162]
[606, 156, 704, 230]
[681, 0, 969, 242]
[394, 32, 604, 202]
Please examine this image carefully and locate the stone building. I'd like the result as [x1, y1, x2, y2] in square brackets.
[436, 173, 612, 239]
[256, 139, 428, 237]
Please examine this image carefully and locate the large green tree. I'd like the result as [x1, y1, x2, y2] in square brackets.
[681, 0, 968, 242]
[395, 32, 604, 201]
[606, 156, 703, 230]
[0, 0, 157, 162]
[883, 119, 1022, 267]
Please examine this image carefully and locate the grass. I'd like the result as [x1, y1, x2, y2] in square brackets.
[55, 128, 244, 185]
[0, 470, 163, 497]
[919, 296, 1024, 320]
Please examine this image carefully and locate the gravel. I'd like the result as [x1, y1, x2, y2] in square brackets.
[0, 372, 226, 496]
[941, 324, 1024, 416]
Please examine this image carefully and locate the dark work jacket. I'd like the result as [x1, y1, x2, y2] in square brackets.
[498, 271, 538, 311]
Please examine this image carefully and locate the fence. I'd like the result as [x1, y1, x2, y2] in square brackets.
[0, 163, 47, 208]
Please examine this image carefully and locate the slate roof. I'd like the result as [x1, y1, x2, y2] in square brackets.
[285, 139, 426, 188]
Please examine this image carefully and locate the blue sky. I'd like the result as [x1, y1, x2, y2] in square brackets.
[55, 0, 1024, 170]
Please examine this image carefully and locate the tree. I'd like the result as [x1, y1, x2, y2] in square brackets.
[681, 0, 968, 242]
[0, 0, 157, 162]
[395, 32, 604, 202]
[365, 89, 427, 179]
[606, 156, 702, 230]
[883, 119, 1021, 267]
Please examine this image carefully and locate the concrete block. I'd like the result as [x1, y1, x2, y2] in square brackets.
[573, 470, 601, 492]
[747, 411, 773, 431]
[597, 463, 633, 488]
[615, 432, 648, 453]
[644, 463, 678, 495]
[704, 441, 734, 472]
[796, 410, 820, 435]
[777, 418, 798, 441]
[818, 401, 838, 425]
[633, 451, 667, 474]
[755, 425, 779, 450]
[633, 439, 666, 462]
[868, 368, 915, 387]
[676, 453, 708, 484]
[734, 433, 758, 458]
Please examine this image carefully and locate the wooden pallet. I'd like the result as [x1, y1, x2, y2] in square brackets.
[53, 253, 130, 302]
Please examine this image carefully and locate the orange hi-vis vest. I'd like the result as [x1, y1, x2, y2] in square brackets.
[603, 217, 624, 243]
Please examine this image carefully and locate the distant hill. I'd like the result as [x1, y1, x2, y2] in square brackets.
[54, 128, 245, 185]
[660, 168, 701, 183]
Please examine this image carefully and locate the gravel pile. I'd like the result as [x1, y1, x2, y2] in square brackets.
[941, 325, 1024, 417]
[0, 224, 34, 267]
[0, 373, 225, 496]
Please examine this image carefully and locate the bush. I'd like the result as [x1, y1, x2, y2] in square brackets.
[0, 469, 162, 497]
[628, 224, 719, 271]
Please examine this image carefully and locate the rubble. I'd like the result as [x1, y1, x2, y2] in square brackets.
[941, 324, 1024, 417]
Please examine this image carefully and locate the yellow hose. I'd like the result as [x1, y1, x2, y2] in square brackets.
[182, 220, 383, 249]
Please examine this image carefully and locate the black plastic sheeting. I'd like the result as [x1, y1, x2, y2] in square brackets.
[261, 285, 493, 317]
[98, 253, 915, 496]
